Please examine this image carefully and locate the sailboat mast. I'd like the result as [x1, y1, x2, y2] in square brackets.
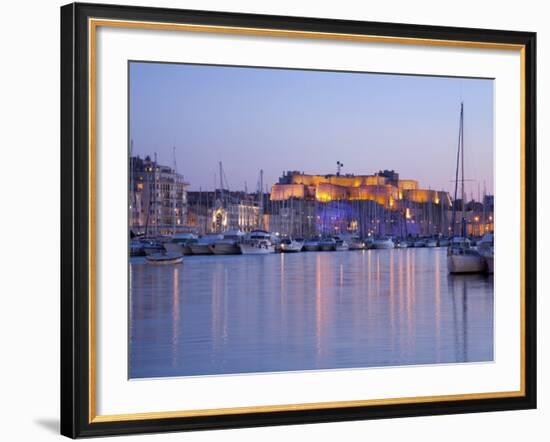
[172, 146, 177, 235]
[258, 169, 264, 229]
[451, 102, 463, 236]
[153, 152, 158, 236]
[219, 161, 224, 204]
[460, 103, 466, 237]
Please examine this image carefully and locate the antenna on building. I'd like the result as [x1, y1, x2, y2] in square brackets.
[336, 161, 344, 176]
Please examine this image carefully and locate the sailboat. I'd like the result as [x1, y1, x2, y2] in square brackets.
[447, 103, 486, 274]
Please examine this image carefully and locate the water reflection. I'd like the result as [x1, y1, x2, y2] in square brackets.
[129, 248, 494, 378]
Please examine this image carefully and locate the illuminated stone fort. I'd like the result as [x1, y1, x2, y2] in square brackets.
[267, 170, 454, 238]
[271, 170, 450, 208]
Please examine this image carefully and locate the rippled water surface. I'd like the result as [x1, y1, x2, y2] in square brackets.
[129, 248, 493, 378]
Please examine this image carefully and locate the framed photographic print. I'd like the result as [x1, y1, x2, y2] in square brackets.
[60, 2, 537, 438]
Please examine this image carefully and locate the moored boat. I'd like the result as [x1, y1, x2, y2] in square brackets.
[446, 102, 486, 274]
[141, 238, 165, 255]
[239, 230, 275, 255]
[414, 239, 426, 248]
[396, 240, 409, 249]
[209, 230, 245, 255]
[363, 237, 375, 249]
[145, 251, 183, 265]
[371, 237, 394, 249]
[447, 237, 486, 273]
[163, 233, 198, 255]
[348, 238, 366, 250]
[319, 237, 336, 251]
[426, 238, 438, 248]
[189, 234, 223, 255]
[303, 239, 321, 251]
[130, 239, 146, 256]
[334, 237, 350, 251]
[476, 233, 494, 274]
[280, 238, 304, 253]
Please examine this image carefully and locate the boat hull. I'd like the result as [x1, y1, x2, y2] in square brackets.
[146, 252, 183, 265]
[447, 254, 486, 273]
[303, 243, 320, 252]
[188, 244, 214, 255]
[372, 241, 394, 249]
[239, 243, 275, 254]
[130, 243, 146, 257]
[209, 242, 241, 255]
[280, 243, 303, 253]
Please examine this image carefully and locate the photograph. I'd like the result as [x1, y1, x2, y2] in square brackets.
[128, 61, 495, 379]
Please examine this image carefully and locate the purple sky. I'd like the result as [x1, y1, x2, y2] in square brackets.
[129, 62, 494, 198]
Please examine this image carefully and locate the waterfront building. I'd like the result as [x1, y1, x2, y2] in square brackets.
[270, 170, 453, 238]
[186, 190, 260, 234]
[129, 155, 188, 235]
[210, 198, 260, 233]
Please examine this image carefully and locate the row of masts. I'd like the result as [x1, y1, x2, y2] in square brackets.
[131, 102, 488, 239]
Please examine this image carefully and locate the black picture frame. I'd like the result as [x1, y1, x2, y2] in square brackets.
[61, 2, 537, 438]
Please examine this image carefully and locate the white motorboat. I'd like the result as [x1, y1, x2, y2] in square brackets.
[371, 237, 394, 249]
[280, 238, 304, 253]
[303, 239, 321, 251]
[447, 237, 486, 273]
[239, 230, 275, 255]
[476, 233, 494, 274]
[189, 234, 223, 255]
[163, 233, 198, 255]
[145, 252, 183, 265]
[209, 230, 245, 255]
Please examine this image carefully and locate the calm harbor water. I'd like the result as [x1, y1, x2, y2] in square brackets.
[129, 248, 493, 379]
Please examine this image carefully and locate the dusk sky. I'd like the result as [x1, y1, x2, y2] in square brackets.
[129, 62, 494, 198]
